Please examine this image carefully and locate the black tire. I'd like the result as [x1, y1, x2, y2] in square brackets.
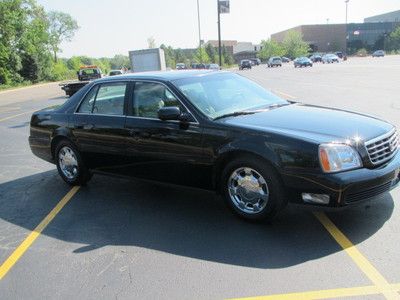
[55, 140, 92, 186]
[221, 155, 287, 221]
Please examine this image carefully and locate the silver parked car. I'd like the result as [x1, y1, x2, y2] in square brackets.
[267, 57, 282, 67]
[322, 54, 339, 64]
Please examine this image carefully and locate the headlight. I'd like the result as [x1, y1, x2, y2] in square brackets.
[319, 144, 362, 173]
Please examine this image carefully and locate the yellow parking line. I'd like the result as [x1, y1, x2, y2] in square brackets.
[0, 110, 35, 122]
[230, 283, 400, 300]
[0, 186, 80, 280]
[313, 212, 399, 299]
[273, 90, 297, 100]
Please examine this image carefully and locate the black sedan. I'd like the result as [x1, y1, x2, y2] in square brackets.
[29, 71, 400, 221]
[239, 60, 252, 70]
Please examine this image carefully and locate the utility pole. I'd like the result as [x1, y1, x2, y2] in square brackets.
[217, 0, 229, 67]
[345, 0, 349, 54]
[197, 0, 202, 63]
[217, 1, 222, 67]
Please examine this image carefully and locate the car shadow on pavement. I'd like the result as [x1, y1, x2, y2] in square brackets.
[0, 171, 395, 269]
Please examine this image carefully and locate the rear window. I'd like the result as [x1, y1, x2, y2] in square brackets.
[80, 69, 98, 75]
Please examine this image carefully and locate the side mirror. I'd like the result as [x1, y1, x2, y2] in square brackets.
[158, 106, 181, 121]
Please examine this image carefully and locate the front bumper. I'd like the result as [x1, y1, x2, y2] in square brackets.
[282, 152, 400, 207]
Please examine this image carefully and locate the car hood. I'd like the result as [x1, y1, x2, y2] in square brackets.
[218, 103, 394, 144]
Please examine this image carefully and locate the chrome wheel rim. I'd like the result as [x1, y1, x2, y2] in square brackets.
[228, 167, 269, 214]
[58, 146, 78, 180]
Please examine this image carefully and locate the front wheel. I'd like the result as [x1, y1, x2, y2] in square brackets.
[221, 156, 287, 221]
[55, 140, 92, 185]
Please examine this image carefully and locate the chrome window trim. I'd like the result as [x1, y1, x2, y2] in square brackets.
[71, 113, 126, 118]
[73, 79, 199, 124]
[125, 115, 198, 125]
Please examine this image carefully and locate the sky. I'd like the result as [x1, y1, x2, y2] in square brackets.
[37, 0, 400, 58]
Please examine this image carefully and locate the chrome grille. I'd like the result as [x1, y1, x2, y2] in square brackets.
[365, 128, 399, 165]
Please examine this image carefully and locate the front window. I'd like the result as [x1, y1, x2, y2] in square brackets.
[174, 73, 288, 119]
[132, 82, 183, 118]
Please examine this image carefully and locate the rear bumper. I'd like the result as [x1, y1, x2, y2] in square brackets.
[29, 136, 54, 164]
[282, 152, 400, 208]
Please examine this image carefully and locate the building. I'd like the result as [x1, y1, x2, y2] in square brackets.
[271, 24, 346, 52]
[205, 40, 237, 56]
[346, 22, 399, 53]
[205, 40, 261, 58]
[271, 10, 400, 54]
[364, 10, 400, 23]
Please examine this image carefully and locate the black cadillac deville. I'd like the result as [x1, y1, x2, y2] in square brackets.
[29, 71, 400, 220]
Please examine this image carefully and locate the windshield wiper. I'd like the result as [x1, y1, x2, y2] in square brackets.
[213, 110, 259, 121]
[213, 103, 291, 121]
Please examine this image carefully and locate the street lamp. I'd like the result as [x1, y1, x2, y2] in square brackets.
[197, 0, 202, 63]
[345, 0, 349, 54]
[345, 0, 349, 24]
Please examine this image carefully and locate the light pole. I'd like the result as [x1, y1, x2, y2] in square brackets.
[345, 0, 349, 53]
[217, 1, 222, 67]
[197, 0, 202, 63]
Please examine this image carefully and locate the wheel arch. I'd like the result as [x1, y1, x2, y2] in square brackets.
[50, 128, 76, 159]
[214, 149, 283, 194]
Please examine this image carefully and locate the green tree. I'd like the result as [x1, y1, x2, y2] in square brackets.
[282, 30, 310, 58]
[174, 48, 186, 64]
[160, 44, 176, 68]
[258, 39, 285, 60]
[205, 43, 216, 63]
[194, 46, 210, 64]
[222, 45, 233, 66]
[66, 56, 83, 71]
[47, 11, 79, 62]
[110, 54, 130, 69]
[387, 26, 400, 51]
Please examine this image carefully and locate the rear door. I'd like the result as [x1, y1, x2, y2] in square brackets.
[71, 81, 130, 172]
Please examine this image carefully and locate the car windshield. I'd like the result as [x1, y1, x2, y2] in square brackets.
[173, 73, 288, 119]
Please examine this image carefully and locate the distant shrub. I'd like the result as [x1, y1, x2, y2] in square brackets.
[356, 48, 368, 57]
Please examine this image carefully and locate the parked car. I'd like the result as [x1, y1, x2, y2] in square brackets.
[176, 63, 187, 70]
[29, 71, 400, 221]
[322, 54, 339, 64]
[281, 57, 290, 63]
[207, 63, 220, 70]
[309, 54, 322, 62]
[335, 52, 344, 59]
[109, 70, 123, 76]
[249, 58, 261, 66]
[239, 59, 252, 70]
[372, 50, 385, 57]
[267, 57, 282, 67]
[294, 57, 313, 68]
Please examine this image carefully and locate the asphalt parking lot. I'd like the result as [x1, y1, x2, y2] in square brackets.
[0, 56, 399, 299]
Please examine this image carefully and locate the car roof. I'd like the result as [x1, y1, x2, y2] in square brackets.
[96, 70, 224, 82]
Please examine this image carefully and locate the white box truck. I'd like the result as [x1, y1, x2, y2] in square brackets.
[129, 48, 166, 73]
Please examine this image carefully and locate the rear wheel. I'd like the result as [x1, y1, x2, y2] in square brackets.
[55, 140, 92, 185]
[221, 156, 287, 221]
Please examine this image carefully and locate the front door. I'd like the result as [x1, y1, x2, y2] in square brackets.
[124, 81, 210, 188]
